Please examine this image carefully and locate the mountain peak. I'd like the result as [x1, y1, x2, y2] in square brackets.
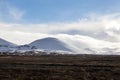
[37, 37, 59, 41]
[29, 37, 72, 51]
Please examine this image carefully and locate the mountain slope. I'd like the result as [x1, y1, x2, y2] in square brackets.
[0, 38, 16, 46]
[0, 38, 17, 52]
[29, 37, 72, 51]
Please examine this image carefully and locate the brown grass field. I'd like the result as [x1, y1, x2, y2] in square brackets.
[0, 54, 120, 80]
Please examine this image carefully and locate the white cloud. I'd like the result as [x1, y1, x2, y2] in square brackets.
[7, 6, 25, 21]
[0, 0, 25, 22]
[0, 30, 52, 45]
[0, 29, 120, 50]
[0, 13, 120, 50]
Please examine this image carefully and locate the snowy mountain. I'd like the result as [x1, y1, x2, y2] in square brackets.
[0, 37, 120, 55]
[0, 38, 16, 46]
[29, 37, 72, 52]
[0, 38, 17, 52]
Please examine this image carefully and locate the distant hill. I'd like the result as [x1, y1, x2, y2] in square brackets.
[29, 37, 72, 52]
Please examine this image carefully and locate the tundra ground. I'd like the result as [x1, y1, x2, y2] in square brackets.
[0, 55, 119, 80]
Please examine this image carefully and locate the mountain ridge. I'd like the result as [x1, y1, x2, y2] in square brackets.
[0, 38, 16, 46]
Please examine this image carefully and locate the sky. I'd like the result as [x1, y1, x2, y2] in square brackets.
[0, 0, 120, 23]
[0, 0, 120, 50]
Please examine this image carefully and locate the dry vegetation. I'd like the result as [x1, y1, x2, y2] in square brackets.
[0, 54, 119, 80]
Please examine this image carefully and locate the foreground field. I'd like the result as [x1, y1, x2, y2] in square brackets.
[0, 54, 120, 80]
